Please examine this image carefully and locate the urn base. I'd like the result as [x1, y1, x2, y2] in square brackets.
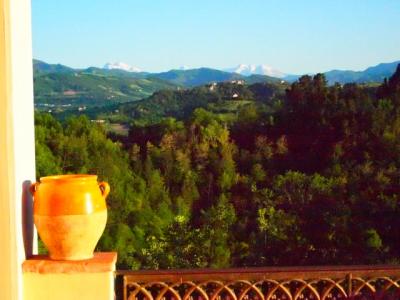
[34, 210, 107, 261]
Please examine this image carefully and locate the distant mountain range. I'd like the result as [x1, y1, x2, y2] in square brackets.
[34, 59, 400, 86]
[33, 60, 276, 110]
[33, 59, 400, 110]
[322, 61, 400, 84]
[98, 62, 287, 79]
[93, 60, 400, 85]
[96, 61, 400, 86]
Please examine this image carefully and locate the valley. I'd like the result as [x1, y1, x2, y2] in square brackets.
[34, 64, 400, 269]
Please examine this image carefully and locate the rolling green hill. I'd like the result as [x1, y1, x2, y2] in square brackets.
[149, 68, 280, 87]
[113, 81, 286, 124]
[34, 70, 179, 109]
[149, 68, 242, 87]
[245, 74, 282, 84]
[33, 59, 75, 74]
[81, 67, 148, 79]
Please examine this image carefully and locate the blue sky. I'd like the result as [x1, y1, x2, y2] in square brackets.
[32, 0, 400, 74]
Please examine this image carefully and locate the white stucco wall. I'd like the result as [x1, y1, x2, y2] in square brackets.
[0, 0, 36, 299]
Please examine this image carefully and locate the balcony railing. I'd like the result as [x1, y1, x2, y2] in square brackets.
[116, 265, 400, 300]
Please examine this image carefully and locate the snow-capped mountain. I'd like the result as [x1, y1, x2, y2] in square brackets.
[225, 64, 286, 78]
[103, 62, 141, 73]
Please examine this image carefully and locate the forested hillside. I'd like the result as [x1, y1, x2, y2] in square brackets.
[35, 65, 400, 269]
[115, 81, 286, 124]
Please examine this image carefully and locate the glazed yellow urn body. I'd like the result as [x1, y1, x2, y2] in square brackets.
[31, 175, 109, 260]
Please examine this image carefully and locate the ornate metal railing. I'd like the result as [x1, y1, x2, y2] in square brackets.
[116, 265, 400, 300]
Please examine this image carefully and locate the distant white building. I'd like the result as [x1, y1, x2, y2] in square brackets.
[232, 93, 239, 99]
[209, 82, 217, 91]
[91, 119, 105, 124]
[230, 80, 244, 85]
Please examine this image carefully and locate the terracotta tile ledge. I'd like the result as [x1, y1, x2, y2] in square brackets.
[22, 252, 117, 274]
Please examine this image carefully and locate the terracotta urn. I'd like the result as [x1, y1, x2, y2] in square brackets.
[30, 174, 109, 260]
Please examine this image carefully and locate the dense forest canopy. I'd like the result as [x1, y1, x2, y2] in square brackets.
[35, 65, 400, 269]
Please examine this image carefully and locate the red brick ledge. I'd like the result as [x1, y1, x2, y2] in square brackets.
[22, 252, 117, 274]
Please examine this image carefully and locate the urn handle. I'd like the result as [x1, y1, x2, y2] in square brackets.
[29, 182, 39, 196]
[99, 181, 110, 198]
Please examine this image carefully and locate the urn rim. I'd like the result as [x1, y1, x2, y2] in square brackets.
[40, 174, 98, 183]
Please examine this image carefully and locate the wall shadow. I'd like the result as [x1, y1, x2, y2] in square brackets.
[22, 180, 35, 258]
